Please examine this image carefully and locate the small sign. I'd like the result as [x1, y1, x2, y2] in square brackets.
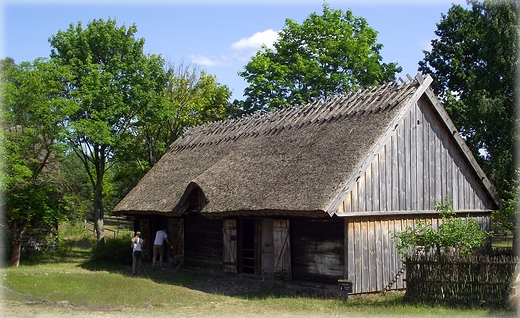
[338, 279, 353, 293]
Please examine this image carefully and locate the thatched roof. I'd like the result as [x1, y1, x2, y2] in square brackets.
[113, 74, 467, 217]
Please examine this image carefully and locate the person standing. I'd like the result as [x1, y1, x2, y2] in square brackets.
[131, 231, 144, 276]
[152, 227, 171, 269]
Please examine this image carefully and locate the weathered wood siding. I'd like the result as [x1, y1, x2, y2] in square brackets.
[138, 218, 151, 261]
[273, 219, 292, 280]
[184, 214, 222, 270]
[336, 96, 495, 216]
[345, 214, 491, 294]
[291, 218, 344, 285]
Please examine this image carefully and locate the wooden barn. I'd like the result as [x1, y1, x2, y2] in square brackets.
[113, 74, 501, 294]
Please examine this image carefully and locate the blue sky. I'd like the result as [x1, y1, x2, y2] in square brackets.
[1, 0, 467, 100]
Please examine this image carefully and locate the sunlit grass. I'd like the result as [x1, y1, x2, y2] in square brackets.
[3, 258, 514, 317]
[2, 221, 516, 317]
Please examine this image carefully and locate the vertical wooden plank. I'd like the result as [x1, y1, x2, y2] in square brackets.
[365, 164, 372, 212]
[372, 157, 380, 212]
[410, 104, 417, 210]
[361, 219, 369, 292]
[368, 218, 376, 292]
[440, 128, 447, 200]
[261, 219, 274, 275]
[353, 219, 362, 292]
[344, 192, 352, 214]
[398, 122, 406, 210]
[273, 219, 292, 280]
[404, 110, 412, 210]
[223, 219, 237, 273]
[351, 182, 359, 212]
[379, 145, 387, 211]
[386, 141, 393, 212]
[416, 102, 424, 210]
[423, 105, 431, 210]
[435, 122, 442, 204]
[391, 132, 399, 211]
[375, 218, 383, 291]
[358, 171, 366, 212]
[453, 154, 460, 210]
[347, 218, 356, 288]
[169, 218, 184, 265]
[429, 111, 436, 209]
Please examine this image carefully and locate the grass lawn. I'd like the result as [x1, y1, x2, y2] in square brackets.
[1, 220, 517, 318]
[2, 255, 516, 318]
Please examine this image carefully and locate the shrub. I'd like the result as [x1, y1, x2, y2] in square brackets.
[392, 199, 490, 258]
[91, 230, 133, 265]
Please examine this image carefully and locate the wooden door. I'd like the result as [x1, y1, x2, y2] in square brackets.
[223, 219, 237, 273]
[139, 218, 150, 261]
[260, 219, 274, 275]
[273, 219, 291, 280]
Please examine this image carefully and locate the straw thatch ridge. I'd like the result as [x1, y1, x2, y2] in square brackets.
[113, 75, 421, 217]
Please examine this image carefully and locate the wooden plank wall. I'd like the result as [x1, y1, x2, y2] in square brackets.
[184, 214, 222, 270]
[346, 214, 491, 294]
[291, 218, 344, 285]
[337, 97, 494, 215]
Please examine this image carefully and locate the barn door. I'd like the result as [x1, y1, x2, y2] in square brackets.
[169, 218, 184, 265]
[273, 219, 291, 280]
[139, 218, 150, 261]
[223, 219, 237, 273]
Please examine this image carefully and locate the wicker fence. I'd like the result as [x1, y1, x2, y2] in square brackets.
[404, 254, 519, 307]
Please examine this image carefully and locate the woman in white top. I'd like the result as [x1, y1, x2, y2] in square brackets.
[131, 231, 144, 275]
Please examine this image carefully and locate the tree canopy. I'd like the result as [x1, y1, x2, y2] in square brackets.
[419, 0, 518, 202]
[1, 57, 75, 266]
[238, 4, 401, 112]
[49, 18, 170, 247]
[418, 0, 518, 248]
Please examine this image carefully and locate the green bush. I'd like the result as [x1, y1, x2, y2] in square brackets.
[91, 230, 133, 265]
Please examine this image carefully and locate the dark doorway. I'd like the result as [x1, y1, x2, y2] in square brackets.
[238, 219, 256, 274]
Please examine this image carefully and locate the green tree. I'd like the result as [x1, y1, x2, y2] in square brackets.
[392, 200, 490, 259]
[113, 62, 233, 199]
[48, 19, 170, 247]
[1, 57, 75, 266]
[418, 0, 518, 202]
[238, 3, 401, 113]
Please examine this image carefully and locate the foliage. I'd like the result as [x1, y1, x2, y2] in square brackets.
[418, 0, 518, 205]
[112, 61, 234, 200]
[239, 3, 401, 113]
[1, 57, 75, 266]
[392, 199, 490, 258]
[48, 18, 170, 246]
[91, 230, 133, 265]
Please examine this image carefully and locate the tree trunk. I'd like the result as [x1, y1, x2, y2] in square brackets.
[10, 240, 22, 267]
[9, 222, 27, 267]
[93, 179, 105, 249]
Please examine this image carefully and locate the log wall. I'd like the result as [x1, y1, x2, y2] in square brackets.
[291, 217, 344, 285]
[184, 214, 222, 270]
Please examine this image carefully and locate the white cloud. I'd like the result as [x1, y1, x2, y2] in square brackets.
[190, 29, 280, 68]
[190, 54, 228, 67]
[231, 29, 279, 52]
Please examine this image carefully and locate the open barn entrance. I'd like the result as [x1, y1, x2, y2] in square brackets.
[238, 219, 256, 274]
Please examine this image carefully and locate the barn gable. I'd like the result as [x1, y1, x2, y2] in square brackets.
[332, 75, 500, 216]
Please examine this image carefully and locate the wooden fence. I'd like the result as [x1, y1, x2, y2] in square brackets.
[404, 254, 519, 307]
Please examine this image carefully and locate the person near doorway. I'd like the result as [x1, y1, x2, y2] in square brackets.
[152, 227, 172, 269]
[131, 231, 144, 275]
